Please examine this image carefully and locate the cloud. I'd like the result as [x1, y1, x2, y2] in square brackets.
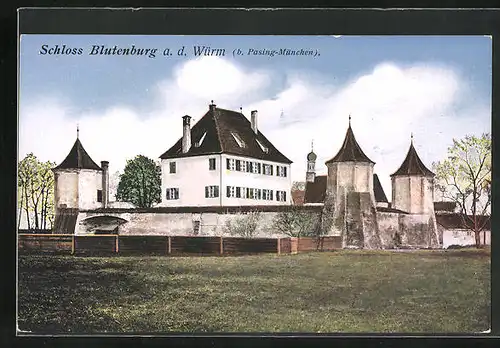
[19, 57, 491, 201]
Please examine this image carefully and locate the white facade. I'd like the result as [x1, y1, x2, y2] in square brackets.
[54, 168, 103, 210]
[160, 153, 292, 207]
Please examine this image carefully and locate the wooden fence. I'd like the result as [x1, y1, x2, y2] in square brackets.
[18, 234, 342, 256]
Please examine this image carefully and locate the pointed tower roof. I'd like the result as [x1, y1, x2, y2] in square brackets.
[325, 115, 374, 164]
[53, 131, 102, 171]
[391, 135, 434, 177]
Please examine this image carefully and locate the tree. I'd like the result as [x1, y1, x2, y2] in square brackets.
[223, 211, 261, 238]
[116, 155, 161, 208]
[272, 206, 320, 238]
[432, 133, 491, 248]
[18, 153, 56, 230]
[292, 181, 306, 191]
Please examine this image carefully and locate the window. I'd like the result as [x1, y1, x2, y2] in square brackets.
[226, 186, 235, 198]
[256, 139, 269, 153]
[251, 162, 259, 174]
[235, 160, 241, 171]
[226, 158, 236, 171]
[97, 190, 103, 203]
[276, 190, 287, 202]
[236, 187, 241, 198]
[231, 132, 245, 148]
[255, 188, 262, 200]
[169, 162, 176, 174]
[166, 188, 179, 200]
[247, 188, 253, 199]
[205, 185, 219, 198]
[277, 165, 287, 177]
[209, 158, 216, 170]
[263, 164, 273, 175]
[246, 161, 252, 172]
[240, 161, 246, 172]
[257, 163, 262, 174]
[263, 189, 271, 200]
[195, 132, 207, 147]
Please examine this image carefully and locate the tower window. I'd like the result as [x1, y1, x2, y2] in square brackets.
[97, 190, 103, 203]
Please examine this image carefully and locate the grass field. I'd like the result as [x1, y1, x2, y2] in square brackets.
[17, 249, 490, 334]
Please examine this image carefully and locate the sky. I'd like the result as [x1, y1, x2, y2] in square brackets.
[19, 35, 492, 200]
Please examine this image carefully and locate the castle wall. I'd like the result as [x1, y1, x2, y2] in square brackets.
[76, 211, 285, 238]
[377, 212, 400, 248]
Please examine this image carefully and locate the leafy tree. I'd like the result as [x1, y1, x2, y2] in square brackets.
[432, 133, 491, 247]
[272, 206, 320, 238]
[18, 153, 56, 230]
[223, 211, 261, 238]
[116, 155, 161, 208]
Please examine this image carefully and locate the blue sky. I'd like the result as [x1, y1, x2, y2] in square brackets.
[19, 35, 492, 199]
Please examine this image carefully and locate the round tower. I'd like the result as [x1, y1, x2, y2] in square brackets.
[52, 127, 105, 213]
[325, 116, 375, 203]
[306, 140, 317, 183]
[390, 134, 435, 214]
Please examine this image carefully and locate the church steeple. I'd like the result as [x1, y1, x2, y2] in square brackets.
[391, 134, 434, 177]
[306, 140, 317, 183]
[325, 115, 374, 164]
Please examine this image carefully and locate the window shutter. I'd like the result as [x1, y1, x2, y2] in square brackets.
[175, 188, 179, 199]
[284, 191, 287, 202]
[227, 186, 231, 198]
[270, 190, 273, 200]
[284, 167, 287, 177]
[226, 159, 230, 170]
[236, 187, 241, 198]
[215, 186, 219, 197]
[236, 160, 241, 171]
[258, 163, 261, 174]
[270, 165, 273, 175]
[246, 161, 251, 172]
[205, 186, 209, 198]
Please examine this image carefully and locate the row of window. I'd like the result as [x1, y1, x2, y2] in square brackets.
[226, 158, 287, 177]
[164, 186, 287, 202]
[168, 158, 287, 177]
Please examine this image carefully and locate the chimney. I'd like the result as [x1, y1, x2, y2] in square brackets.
[101, 161, 109, 208]
[251, 110, 258, 134]
[182, 115, 192, 153]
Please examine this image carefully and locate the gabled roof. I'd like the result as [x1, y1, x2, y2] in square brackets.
[434, 201, 457, 213]
[160, 106, 292, 164]
[325, 122, 374, 164]
[304, 175, 327, 204]
[391, 141, 434, 177]
[53, 138, 102, 171]
[373, 174, 388, 203]
[436, 213, 490, 230]
[304, 174, 388, 204]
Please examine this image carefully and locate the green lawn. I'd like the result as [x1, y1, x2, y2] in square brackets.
[17, 249, 490, 334]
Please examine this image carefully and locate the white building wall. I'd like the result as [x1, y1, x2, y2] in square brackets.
[221, 154, 291, 206]
[78, 169, 103, 210]
[161, 154, 222, 207]
[54, 170, 79, 209]
[161, 154, 292, 207]
[442, 229, 491, 248]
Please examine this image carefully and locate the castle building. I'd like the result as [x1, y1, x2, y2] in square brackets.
[303, 117, 440, 249]
[51, 128, 110, 233]
[158, 102, 293, 207]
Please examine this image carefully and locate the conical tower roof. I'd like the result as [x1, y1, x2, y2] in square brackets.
[325, 117, 374, 164]
[53, 137, 102, 171]
[391, 136, 434, 177]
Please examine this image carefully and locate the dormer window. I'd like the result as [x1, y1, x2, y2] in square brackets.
[231, 132, 245, 148]
[256, 139, 268, 153]
[195, 132, 207, 147]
